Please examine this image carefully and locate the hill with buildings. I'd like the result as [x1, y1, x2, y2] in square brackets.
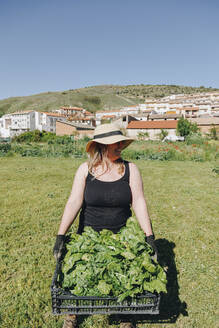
[1, 84, 219, 140]
[1, 84, 219, 117]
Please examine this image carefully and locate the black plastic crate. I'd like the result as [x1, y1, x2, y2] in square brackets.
[51, 262, 161, 315]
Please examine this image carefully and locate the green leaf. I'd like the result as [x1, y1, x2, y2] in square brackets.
[97, 280, 112, 295]
[120, 251, 136, 260]
[61, 217, 167, 300]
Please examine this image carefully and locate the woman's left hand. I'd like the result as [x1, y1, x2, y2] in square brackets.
[53, 235, 65, 261]
[146, 234, 158, 257]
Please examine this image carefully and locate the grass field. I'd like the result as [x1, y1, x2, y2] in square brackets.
[0, 157, 219, 328]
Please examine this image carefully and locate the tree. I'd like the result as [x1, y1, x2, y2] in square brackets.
[177, 117, 199, 137]
[190, 122, 199, 134]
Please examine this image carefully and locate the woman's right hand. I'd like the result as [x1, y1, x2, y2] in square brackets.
[53, 235, 65, 261]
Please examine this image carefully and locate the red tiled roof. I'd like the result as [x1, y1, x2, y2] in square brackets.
[126, 105, 138, 108]
[60, 106, 84, 111]
[84, 110, 92, 115]
[43, 112, 65, 117]
[127, 120, 177, 129]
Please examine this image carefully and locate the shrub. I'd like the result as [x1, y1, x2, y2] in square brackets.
[7, 138, 219, 162]
[81, 136, 91, 142]
[185, 133, 205, 145]
[40, 131, 57, 142]
[54, 135, 74, 145]
[83, 95, 101, 105]
[12, 130, 57, 143]
[19, 146, 43, 157]
[177, 117, 199, 137]
[148, 149, 176, 161]
[208, 126, 219, 140]
[0, 143, 11, 156]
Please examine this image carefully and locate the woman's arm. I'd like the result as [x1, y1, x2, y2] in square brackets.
[57, 162, 88, 235]
[129, 162, 153, 236]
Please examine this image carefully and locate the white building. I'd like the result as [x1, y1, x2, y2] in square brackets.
[195, 103, 212, 116]
[95, 106, 140, 123]
[1, 111, 36, 137]
[0, 114, 12, 138]
[120, 105, 140, 115]
[58, 106, 86, 116]
[95, 110, 122, 121]
[36, 112, 65, 133]
[127, 120, 178, 140]
[0, 111, 66, 138]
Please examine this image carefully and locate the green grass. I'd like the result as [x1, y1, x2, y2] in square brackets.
[0, 86, 139, 115]
[0, 157, 219, 327]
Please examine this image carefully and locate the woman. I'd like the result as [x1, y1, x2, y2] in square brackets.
[53, 123, 157, 328]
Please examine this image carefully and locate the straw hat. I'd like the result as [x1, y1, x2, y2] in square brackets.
[86, 123, 133, 153]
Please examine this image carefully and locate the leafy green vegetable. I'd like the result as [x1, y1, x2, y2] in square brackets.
[61, 217, 167, 301]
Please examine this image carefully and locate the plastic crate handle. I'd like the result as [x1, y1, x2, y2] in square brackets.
[51, 260, 62, 288]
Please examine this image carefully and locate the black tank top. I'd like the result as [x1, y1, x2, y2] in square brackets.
[78, 161, 132, 234]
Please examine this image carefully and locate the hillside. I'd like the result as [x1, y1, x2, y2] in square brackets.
[0, 84, 219, 116]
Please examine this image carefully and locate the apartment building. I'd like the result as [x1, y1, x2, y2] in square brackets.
[58, 106, 95, 118]
[58, 106, 84, 116]
[136, 91, 219, 117]
[0, 111, 36, 137]
[35, 112, 65, 133]
[95, 106, 140, 123]
[68, 116, 96, 127]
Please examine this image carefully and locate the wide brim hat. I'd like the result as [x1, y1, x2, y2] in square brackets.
[86, 123, 134, 153]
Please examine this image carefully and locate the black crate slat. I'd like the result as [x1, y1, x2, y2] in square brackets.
[51, 261, 161, 315]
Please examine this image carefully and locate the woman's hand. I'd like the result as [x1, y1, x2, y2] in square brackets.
[146, 234, 158, 257]
[53, 235, 65, 261]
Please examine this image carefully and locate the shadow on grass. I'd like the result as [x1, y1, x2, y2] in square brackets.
[108, 238, 188, 326]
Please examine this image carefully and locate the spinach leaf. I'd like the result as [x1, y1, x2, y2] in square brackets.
[61, 217, 167, 300]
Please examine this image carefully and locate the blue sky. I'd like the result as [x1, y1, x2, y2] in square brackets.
[0, 0, 219, 100]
